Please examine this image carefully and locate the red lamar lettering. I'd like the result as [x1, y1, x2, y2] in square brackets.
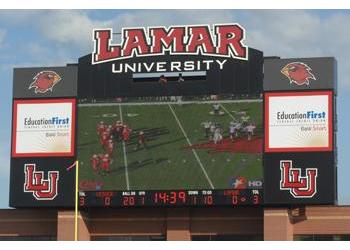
[92, 24, 248, 64]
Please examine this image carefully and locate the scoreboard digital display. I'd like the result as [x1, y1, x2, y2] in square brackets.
[79, 189, 262, 207]
[9, 23, 337, 208]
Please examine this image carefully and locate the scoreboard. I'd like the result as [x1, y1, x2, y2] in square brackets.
[80, 190, 262, 208]
[9, 24, 337, 208]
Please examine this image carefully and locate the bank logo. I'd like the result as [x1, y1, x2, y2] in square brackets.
[281, 62, 316, 86]
[29, 71, 62, 94]
[280, 160, 317, 198]
[24, 164, 59, 200]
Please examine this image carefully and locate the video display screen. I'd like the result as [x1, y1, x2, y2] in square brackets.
[77, 95, 263, 207]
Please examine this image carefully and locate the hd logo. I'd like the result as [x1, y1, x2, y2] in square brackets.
[279, 160, 318, 198]
[24, 164, 59, 200]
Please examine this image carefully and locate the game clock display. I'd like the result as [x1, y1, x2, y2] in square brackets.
[79, 189, 262, 207]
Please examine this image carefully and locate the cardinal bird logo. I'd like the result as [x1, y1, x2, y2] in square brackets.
[281, 62, 316, 86]
[28, 71, 62, 94]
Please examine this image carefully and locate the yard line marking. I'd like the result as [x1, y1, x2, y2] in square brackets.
[119, 105, 130, 190]
[168, 104, 215, 189]
[220, 103, 235, 120]
[79, 99, 262, 107]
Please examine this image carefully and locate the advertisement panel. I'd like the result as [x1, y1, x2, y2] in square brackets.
[263, 152, 336, 204]
[9, 157, 76, 207]
[12, 99, 76, 157]
[265, 91, 333, 152]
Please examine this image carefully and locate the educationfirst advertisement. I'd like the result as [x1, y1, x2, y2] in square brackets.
[12, 99, 76, 157]
[265, 91, 332, 152]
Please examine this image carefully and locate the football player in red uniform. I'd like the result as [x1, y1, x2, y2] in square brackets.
[97, 121, 106, 136]
[90, 154, 100, 172]
[100, 154, 111, 173]
[100, 130, 110, 148]
[135, 131, 147, 150]
[105, 126, 113, 139]
[122, 125, 132, 142]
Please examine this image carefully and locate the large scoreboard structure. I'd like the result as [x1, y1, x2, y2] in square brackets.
[9, 24, 337, 208]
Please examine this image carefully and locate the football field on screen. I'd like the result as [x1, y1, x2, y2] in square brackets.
[77, 100, 263, 191]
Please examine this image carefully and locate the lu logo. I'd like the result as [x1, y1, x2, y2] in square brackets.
[280, 160, 318, 198]
[24, 164, 59, 200]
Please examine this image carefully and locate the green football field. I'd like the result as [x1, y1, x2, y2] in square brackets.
[77, 100, 263, 191]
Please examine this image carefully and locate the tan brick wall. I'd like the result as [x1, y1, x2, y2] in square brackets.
[0, 206, 349, 240]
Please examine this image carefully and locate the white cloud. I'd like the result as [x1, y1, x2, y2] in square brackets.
[238, 10, 350, 90]
[36, 10, 107, 54]
[242, 10, 347, 57]
[1, 10, 350, 90]
[34, 10, 350, 90]
[0, 10, 105, 55]
[111, 10, 235, 27]
[35, 10, 235, 53]
[0, 10, 236, 66]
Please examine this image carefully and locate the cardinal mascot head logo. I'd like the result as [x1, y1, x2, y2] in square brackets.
[28, 71, 62, 94]
[281, 62, 316, 86]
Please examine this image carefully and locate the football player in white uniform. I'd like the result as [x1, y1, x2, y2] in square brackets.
[246, 123, 256, 140]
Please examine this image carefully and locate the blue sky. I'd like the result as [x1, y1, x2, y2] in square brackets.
[0, 10, 349, 208]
